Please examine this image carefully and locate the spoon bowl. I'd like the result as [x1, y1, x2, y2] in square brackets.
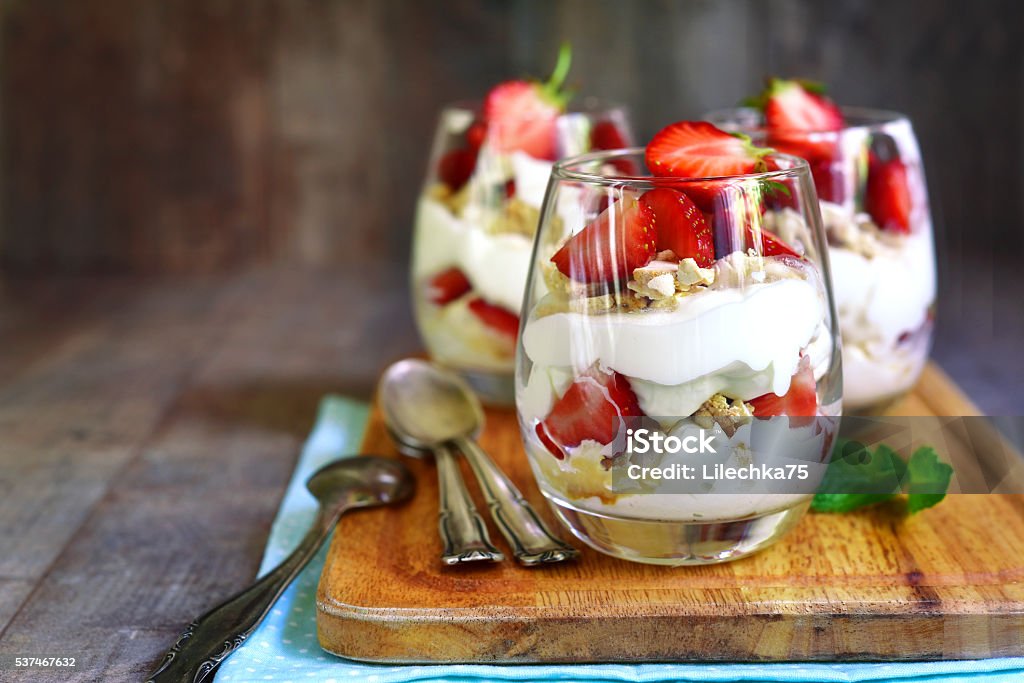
[379, 359, 483, 450]
[306, 456, 415, 511]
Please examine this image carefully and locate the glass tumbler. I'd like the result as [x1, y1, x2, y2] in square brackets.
[515, 149, 842, 565]
[707, 107, 936, 414]
[411, 100, 633, 405]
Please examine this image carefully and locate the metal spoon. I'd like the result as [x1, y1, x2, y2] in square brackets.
[380, 361, 504, 565]
[381, 359, 579, 566]
[146, 456, 414, 683]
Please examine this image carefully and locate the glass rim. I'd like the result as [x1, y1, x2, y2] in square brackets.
[439, 95, 629, 119]
[704, 105, 911, 135]
[551, 147, 811, 187]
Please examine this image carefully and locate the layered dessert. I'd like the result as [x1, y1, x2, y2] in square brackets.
[412, 46, 632, 398]
[719, 80, 936, 411]
[516, 122, 839, 537]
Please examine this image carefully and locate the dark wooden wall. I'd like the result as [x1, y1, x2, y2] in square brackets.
[0, 0, 1021, 275]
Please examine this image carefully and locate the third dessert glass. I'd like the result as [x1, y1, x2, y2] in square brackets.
[515, 121, 842, 565]
[708, 79, 937, 413]
[412, 46, 633, 405]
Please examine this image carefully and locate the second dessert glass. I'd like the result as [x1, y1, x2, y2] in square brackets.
[412, 100, 633, 405]
[515, 145, 842, 565]
[707, 100, 936, 413]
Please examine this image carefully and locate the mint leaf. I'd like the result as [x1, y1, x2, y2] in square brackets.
[905, 446, 953, 514]
[811, 439, 952, 515]
[811, 439, 905, 513]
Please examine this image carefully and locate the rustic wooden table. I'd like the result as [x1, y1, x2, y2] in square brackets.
[0, 266, 419, 681]
[0, 265, 1017, 681]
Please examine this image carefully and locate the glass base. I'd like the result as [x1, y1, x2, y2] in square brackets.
[452, 366, 515, 407]
[546, 496, 810, 566]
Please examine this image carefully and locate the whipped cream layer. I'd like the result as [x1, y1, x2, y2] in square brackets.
[414, 197, 533, 313]
[822, 200, 935, 408]
[522, 277, 826, 420]
[413, 150, 555, 313]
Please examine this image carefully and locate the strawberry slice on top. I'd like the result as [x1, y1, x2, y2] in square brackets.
[484, 43, 573, 160]
[551, 195, 657, 284]
[645, 121, 773, 180]
[759, 78, 844, 133]
[639, 188, 715, 267]
[536, 370, 643, 460]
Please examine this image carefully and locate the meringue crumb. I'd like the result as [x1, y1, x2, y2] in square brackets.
[487, 198, 540, 238]
[676, 258, 716, 291]
[693, 394, 753, 437]
[628, 260, 679, 300]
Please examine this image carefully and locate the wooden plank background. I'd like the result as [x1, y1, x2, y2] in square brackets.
[1, 0, 1020, 413]
[0, 0, 1021, 275]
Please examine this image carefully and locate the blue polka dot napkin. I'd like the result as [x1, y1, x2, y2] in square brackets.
[215, 396, 1024, 683]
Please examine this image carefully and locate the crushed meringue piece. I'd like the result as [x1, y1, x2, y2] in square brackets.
[676, 258, 716, 291]
[693, 394, 754, 437]
[487, 198, 540, 238]
[628, 260, 679, 300]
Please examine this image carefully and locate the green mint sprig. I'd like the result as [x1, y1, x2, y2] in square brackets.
[811, 439, 953, 514]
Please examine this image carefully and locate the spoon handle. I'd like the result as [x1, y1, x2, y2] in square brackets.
[454, 436, 580, 566]
[146, 508, 336, 683]
[434, 443, 504, 564]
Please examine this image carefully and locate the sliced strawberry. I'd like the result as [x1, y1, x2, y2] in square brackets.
[749, 360, 818, 428]
[592, 120, 637, 174]
[465, 120, 488, 150]
[591, 120, 628, 150]
[762, 78, 844, 133]
[504, 178, 516, 198]
[709, 184, 801, 258]
[467, 298, 520, 338]
[426, 267, 472, 306]
[484, 81, 560, 159]
[551, 196, 657, 284]
[483, 44, 573, 159]
[438, 148, 477, 191]
[748, 225, 801, 258]
[865, 153, 912, 234]
[809, 155, 845, 204]
[639, 188, 715, 267]
[645, 121, 772, 179]
[535, 370, 643, 459]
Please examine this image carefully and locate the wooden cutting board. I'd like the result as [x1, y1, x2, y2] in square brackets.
[316, 363, 1024, 663]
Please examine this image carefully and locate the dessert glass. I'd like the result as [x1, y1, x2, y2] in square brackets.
[515, 149, 842, 565]
[412, 100, 633, 405]
[706, 107, 936, 413]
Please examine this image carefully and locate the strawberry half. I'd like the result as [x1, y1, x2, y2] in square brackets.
[438, 148, 477, 192]
[645, 121, 772, 179]
[591, 120, 628, 150]
[749, 360, 818, 428]
[591, 119, 637, 174]
[535, 370, 643, 459]
[467, 298, 520, 338]
[551, 196, 657, 284]
[426, 267, 472, 306]
[483, 43, 573, 159]
[761, 78, 844, 133]
[865, 153, 912, 234]
[639, 188, 715, 267]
